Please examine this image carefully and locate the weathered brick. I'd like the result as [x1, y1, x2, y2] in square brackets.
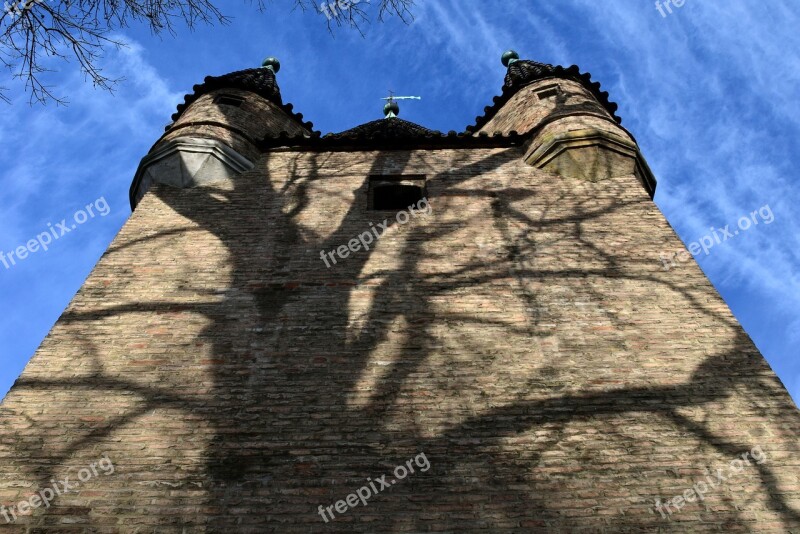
[0, 60, 798, 533]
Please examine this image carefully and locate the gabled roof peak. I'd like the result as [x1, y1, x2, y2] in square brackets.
[334, 117, 439, 140]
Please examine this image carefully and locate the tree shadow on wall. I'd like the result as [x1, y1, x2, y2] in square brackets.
[4, 145, 800, 532]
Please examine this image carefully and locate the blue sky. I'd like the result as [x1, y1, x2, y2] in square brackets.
[1, 1, 798, 405]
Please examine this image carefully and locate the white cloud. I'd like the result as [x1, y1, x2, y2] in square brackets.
[0, 36, 182, 242]
[0, 36, 182, 399]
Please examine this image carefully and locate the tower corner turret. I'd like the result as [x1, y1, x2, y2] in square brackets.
[471, 50, 656, 198]
[129, 57, 315, 209]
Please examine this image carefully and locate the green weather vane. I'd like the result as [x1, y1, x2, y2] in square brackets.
[381, 90, 421, 118]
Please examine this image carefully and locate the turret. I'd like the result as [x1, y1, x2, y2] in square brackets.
[470, 50, 656, 197]
[129, 57, 315, 209]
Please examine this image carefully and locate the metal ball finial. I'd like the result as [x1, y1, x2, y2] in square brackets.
[383, 100, 400, 118]
[262, 57, 281, 73]
[501, 50, 519, 67]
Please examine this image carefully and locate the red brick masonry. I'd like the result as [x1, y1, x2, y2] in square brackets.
[1, 71, 798, 532]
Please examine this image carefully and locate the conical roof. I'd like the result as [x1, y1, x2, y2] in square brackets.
[503, 59, 559, 88]
[466, 56, 622, 132]
[172, 67, 281, 121]
[169, 65, 315, 132]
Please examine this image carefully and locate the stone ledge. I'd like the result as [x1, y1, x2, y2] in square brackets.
[130, 137, 254, 210]
[525, 127, 657, 198]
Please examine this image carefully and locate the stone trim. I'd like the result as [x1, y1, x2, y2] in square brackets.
[129, 137, 254, 210]
[155, 120, 261, 148]
[525, 127, 657, 198]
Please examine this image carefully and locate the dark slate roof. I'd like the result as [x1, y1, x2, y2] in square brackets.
[335, 117, 440, 139]
[183, 57, 619, 150]
[170, 67, 316, 132]
[465, 60, 622, 133]
[260, 119, 525, 150]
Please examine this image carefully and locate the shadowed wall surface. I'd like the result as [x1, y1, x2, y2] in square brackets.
[0, 145, 798, 532]
[1, 52, 799, 531]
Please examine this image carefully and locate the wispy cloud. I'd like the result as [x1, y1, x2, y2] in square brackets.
[377, 0, 800, 401]
[0, 36, 182, 399]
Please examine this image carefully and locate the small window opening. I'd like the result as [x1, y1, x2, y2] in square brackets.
[368, 175, 426, 211]
[537, 85, 560, 100]
[214, 94, 245, 107]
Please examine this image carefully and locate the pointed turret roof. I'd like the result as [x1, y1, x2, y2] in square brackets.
[169, 61, 315, 132]
[172, 67, 280, 122]
[504, 59, 559, 88]
[465, 52, 622, 133]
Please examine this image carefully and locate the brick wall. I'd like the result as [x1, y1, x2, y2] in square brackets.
[0, 145, 798, 532]
[1, 76, 799, 532]
[158, 89, 311, 161]
[479, 78, 614, 136]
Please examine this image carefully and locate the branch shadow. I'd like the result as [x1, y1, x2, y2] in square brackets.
[1, 145, 798, 532]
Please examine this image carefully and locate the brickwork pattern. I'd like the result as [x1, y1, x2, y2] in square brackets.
[0, 77, 798, 533]
[479, 78, 616, 137]
[159, 89, 310, 161]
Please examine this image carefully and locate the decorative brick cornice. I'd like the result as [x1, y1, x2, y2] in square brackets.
[259, 129, 526, 151]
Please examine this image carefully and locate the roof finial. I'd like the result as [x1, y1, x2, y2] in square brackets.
[381, 90, 421, 119]
[501, 49, 520, 68]
[262, 57, 281, 73]
[383, 100, 400, 119]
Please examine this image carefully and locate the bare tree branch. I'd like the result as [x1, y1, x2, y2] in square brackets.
[0, 0, 413, 104]
[295, 0, 414, 38]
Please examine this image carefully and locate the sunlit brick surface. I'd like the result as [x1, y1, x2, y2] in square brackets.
[1, 115, 799, 532]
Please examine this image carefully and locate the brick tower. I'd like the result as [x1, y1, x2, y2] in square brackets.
[1, 51, 798, 532]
